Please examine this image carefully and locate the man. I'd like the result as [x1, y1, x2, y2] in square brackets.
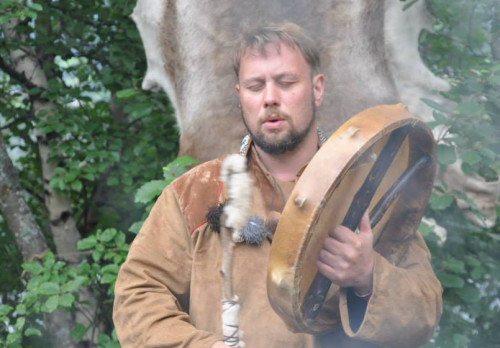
[113, 23, 442, 347]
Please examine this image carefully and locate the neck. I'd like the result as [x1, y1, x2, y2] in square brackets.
[255, 126, 318, 181]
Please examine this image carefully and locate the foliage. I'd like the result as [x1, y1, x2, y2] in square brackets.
[416, 0, 500, 347]
[0, 0, 181, 346]
[0, 154, 193, 348]
[0, 228, 128, 347]
[130, 156, 198, 233]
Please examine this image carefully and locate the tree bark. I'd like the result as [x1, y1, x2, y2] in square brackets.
[0, 133, 48, 260]
[492, 4, 500, 61]
[2, 19, 83, 264]
[2, 17, 97, 346]
[0, 133, 76, 348]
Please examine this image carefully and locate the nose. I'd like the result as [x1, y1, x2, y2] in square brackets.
[263, 84, 280, 108]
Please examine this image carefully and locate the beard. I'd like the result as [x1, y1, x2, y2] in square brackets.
[241, 104, 316, 155]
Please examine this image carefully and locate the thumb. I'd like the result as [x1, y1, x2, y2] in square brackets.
[358, 211, 371, 235]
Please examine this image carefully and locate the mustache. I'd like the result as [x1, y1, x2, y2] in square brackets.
[261, 108, 290, 121]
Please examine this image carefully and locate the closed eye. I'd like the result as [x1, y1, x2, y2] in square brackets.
[277, 80, 296, 88]
[246, 83, 264, 91]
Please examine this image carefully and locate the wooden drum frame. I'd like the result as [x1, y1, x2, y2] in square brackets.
[267, 104, 437, 333]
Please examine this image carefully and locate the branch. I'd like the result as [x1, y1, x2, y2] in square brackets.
[0, 54, 41, 91]
[0, 115, 30, 130]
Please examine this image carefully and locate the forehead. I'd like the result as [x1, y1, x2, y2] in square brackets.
[239, 42, 310, 78]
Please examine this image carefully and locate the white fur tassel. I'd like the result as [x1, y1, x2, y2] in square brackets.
[220, 154, 253, 242]
[219, 154, 252, 347]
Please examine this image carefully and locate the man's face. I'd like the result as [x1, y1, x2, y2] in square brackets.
[236, 42, 324, 155]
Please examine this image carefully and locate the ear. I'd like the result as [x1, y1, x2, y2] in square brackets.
[312, 74, 325, 107]
[235, 83, 240, 94]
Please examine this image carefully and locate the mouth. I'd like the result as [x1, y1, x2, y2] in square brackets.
[265, 115, 284, 123]
[262, 115, 286, 130]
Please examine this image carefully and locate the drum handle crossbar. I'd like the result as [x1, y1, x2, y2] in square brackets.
[303, 126, 410, 322]
[369, 154, 432, 229]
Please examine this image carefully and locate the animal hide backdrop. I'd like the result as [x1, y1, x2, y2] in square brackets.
[131, 0, 499, 228]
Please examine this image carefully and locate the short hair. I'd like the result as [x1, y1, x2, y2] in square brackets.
[233, 22, 321, 78]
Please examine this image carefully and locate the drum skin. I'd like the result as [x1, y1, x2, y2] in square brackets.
[267, 104, 437, 334]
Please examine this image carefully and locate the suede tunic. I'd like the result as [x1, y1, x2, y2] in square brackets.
[113, 146, 442, 348]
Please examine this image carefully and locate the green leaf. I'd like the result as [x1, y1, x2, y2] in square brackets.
[15, 316, 25, 331]
[437, 145, 456, 165]
[28, 3, 43, 11]
[77, 236, 97, 250]
[0, 304, 13, 317]
[453, 333, 470, 345]
[470, 266, 484, 280]
[22, 261, 44, 275]
[98, 333, 111, 344]
[36, 282, 60, 296]
[163, 156, 198, 180]
[92, 249, 103, 262]
[116, 89, 137, 99]
[77, 261, 91, 274]
[129, 220, 144, 234]
[44, 295, 59, 312]
[71, 323, 90, 341]
[25, 327, 42, 337]
[59, 293, 75, 307]
[100, 273, 116, 284]
[418, 221, 432, 237]
[429, 194, 454, 210]
[460, 149, 481, 165]
[134, 180, 168, 204]
[444, 258, 466, 274]
[456, 101, 483, 116]
[81, 172, 95, 181]
[71, 180, 83, 191]
[457, 284, 480, 303]
[62, 276, 88, 292]
[464, 255, 481, 267]
[128, 103, 153, 120]
[107, 176, 119, 186]
[478, 147, 496, 161]
[437, 272, 464, 288]
[64, 170, 79, 182]
[101, 264, 120, 274]
[99, 228, 117, 243]
[15, 303, 26, 315]
[0, 14, 14, 25]
[43, 252, 55, 268]
[6, 331, 22, 346]
[402, 0, 419, 11]
[421, 98, 449, 113]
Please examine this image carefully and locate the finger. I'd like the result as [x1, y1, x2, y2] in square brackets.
[321, 236, 344, 255]
[358, 211, 372, 235]
[316, 257, 349, 285]
[328, 225, 355, 243]
[318, 246, 347, 267]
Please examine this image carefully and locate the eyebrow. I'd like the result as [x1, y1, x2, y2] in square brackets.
[273, 72, 300, 80]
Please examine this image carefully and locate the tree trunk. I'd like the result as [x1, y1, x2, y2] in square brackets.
[0, 133, 47, 260]
[0, 133, 76, 348]
[492, 4, 500, 61]
[2, 19, 83, 264]
[2, 18, 98, 346]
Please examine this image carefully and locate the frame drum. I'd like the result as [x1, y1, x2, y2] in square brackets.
[267, 104, 436, 333]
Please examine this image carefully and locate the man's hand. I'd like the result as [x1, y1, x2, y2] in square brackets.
[211, 341, 230, 348]
[316, 212, 375, 295]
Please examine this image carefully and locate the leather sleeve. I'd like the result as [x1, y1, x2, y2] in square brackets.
[338, 232, 442, 347]
[113, 186, 221, 348]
